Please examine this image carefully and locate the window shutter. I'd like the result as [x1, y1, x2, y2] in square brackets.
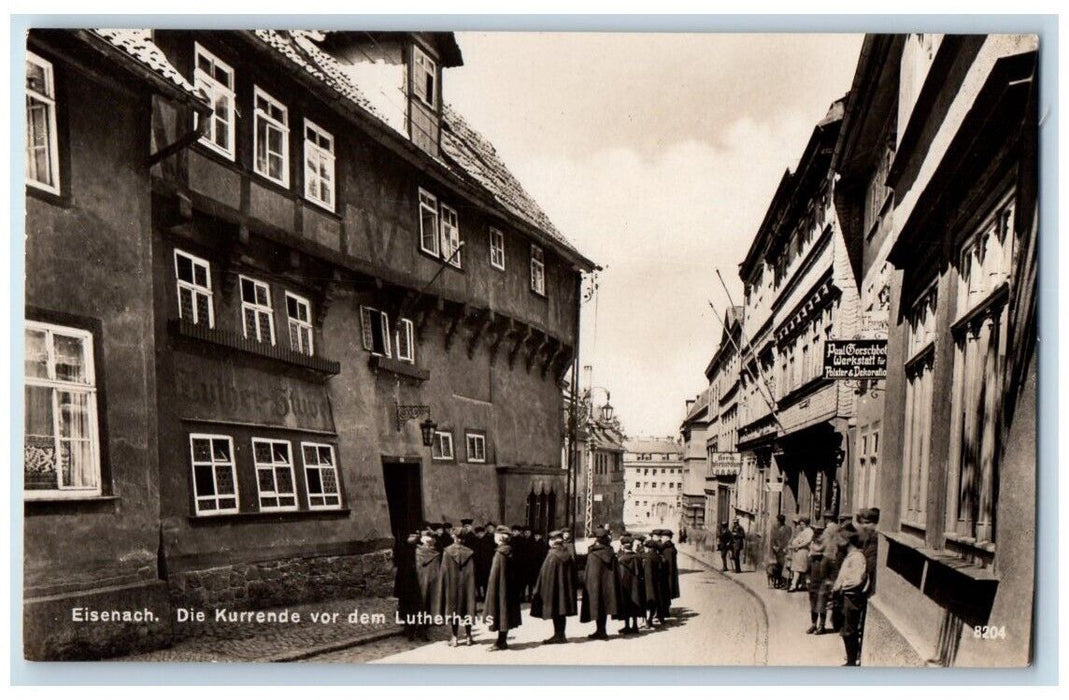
[360, 307, 373, 351]
[380, 311, 392, 357]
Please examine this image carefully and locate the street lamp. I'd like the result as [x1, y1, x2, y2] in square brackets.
[419, 417, 438, 448]
[600, 402, 614, 422]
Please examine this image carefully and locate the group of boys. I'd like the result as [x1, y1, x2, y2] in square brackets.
[392, 520, 684, 652]
[780, 507, 881, 667]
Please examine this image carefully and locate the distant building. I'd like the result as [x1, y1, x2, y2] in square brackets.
[735, 97, 860, 549]
[623, 437, 684, 529]
[679, 393, 711, 531]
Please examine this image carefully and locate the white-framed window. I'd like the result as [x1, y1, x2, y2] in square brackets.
[466, 432, 486, 463]
[253, 86, 289, 186]
[530, 244, 545, 295]
[395, 318, 415, 363]
[189, 434, 239, 515]
[252, 438, 297, 512]
[193, 43, 236, 160]
[174, 249, 214, 327]
[301, 442, 342, 509]
[412, 45, 437, 108]
[360, 306, 392, 357]
[489, 227, 506, 270]
[24, 322, 100, 498]
[303, 119, 335, 211]
[240, 275, 275, 345]
[26, 51, 60, 194]
[432, 431, 454, 461]
[286, 292, 314, 356]
[440, 204, 461, 268]
[419, 189, 440, 256]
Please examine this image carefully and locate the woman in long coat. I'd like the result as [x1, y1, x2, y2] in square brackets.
[580, 528, 619, 639]
[484, 526, 523, 650]
[788, 516, 815, 591]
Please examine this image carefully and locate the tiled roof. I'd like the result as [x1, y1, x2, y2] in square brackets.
[251, 30, 389, 124]
[440, 106, 583, 260]
[248, 30, 588, 266]
[624, 437, 683, 456]
[91, 29, 205, 102]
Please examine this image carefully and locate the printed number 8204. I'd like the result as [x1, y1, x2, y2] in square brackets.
[973, 625, 1006, 639]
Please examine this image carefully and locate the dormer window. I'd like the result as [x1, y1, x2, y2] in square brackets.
[413, 46, 437, 108]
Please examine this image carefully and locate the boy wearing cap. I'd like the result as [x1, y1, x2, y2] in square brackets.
[393, 530, 421, 640]
[832, 529, 869, 666]
[641, 536, 664, 628]
[805, 540, 833, 634]
[530, 529, 578, 644]
[614, 535, 646, 634]
[580, 526, 619, 639]
[659, 529, 681, 603]
[415, 529, 442, 641]
[485, 526, 523, 650]
[437, 524, 478, 647]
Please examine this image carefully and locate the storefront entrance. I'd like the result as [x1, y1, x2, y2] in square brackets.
[382, 460, 423, 542]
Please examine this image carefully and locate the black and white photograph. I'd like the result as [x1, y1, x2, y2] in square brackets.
[18, 24, 1042, 673]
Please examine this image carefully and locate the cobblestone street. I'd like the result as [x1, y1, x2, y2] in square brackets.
[309, 549, 766, 665]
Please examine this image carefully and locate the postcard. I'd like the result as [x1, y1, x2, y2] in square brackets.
[20, 27, 1038, 669]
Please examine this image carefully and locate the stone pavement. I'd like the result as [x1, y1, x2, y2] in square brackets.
[679, 543, 847, 667]
[118, 596, 400, 662]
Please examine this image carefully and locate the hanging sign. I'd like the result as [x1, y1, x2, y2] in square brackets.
[824, 340, 888, 379]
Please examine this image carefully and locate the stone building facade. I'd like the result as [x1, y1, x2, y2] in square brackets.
[623, 437, 684, 530]
[23, 29, 594, 659]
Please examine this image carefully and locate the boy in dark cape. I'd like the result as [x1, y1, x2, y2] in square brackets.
[415, 529, 442, 640]
[437, 524, 478, 646]
[472, 525, 493, 600]
[484, 526, 523, 650]
[642, 537, 666, 627]
[659, 529, 681, 601]
[613, 534, 646, 634]
[393, 531, 421, 640]
[580, 527, 619, 639]
[530, 529, 578, 644]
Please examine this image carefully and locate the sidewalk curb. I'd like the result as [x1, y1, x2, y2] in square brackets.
[679, 549, 770, 665]
[259, 627, 404, 663]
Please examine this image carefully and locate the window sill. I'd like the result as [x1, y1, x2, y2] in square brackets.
[170, 318, 340, 375]
[882, 528, 998, 582]
[369, 354, 430, 382]
[188, 507, 351, 525]
[301, 196, 339, 219]
[25, 495, 119, 514]
[26, 183, 71, 209]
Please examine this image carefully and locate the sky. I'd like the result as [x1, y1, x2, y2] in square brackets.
[445, 32, 865, 438]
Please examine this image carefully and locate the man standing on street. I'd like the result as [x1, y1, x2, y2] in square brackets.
[717, 522, 733, 572]
[771, 514, 792, 588]
[580, 526, 619, 639]
[730, 519, 746, 573]
[530, 529, 577, 644]
[832, 529, 869, 666]
[614, 534, 646, 634]
[485, 525, 522, 651]
[437, 524, 477, 647]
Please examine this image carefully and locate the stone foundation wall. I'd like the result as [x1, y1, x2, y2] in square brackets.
[168, 549, 393, 639]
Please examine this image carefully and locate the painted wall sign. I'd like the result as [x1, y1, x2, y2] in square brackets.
[173, 353, 335, 432]
[824, 339, 888, 379]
